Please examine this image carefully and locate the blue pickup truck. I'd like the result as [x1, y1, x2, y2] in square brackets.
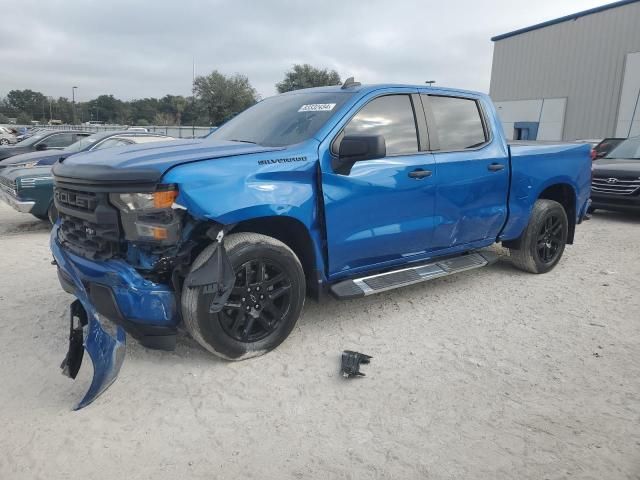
[50, 81, 591, 408]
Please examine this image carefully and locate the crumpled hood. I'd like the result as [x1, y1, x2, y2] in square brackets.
[52, 139, 285, 185]
[592, 158, 640, 176]
[0, 149, 63, 168]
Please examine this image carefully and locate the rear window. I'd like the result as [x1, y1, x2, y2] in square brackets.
[426, 95, 487, 151]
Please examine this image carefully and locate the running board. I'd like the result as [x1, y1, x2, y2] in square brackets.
[330, 251, 498, 299]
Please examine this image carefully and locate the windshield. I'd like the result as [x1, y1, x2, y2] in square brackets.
[17, 133, 47, 147]
[64, 135, 99, 153]
[209, 91, 354, 147]
[606, 136, 640, 159]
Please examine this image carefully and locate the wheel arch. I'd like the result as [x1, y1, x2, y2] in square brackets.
[537, 183, 577, 244]
[227, 216, 322, 300]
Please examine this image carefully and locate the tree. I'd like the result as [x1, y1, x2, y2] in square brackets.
[16, 112, 32, 125]
[194, 71, 258, 126]
[275, 64, 341, 93]
[6, 89, 47, 119]
[51, 97, 73, 123]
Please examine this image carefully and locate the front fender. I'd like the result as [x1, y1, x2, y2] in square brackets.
[162, 146, 327, 273]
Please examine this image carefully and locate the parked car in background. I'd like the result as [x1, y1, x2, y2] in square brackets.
[15, 127, 42, 142]
[127, 126, 148, 132]
[591, 135, 640, 213]
[0, 126, 17, 145]
[0, 132, 175, 224]
[0, 130, 91, 162]
[591, 137, 625, 160]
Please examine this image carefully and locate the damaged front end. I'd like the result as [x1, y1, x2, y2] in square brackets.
[50, 179, 236, 409]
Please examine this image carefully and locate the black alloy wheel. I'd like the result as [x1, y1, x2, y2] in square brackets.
[536, 214, 563, 264]
[509, 199, 568, 274]
[220, 259, 293, 343]
[182, 232, 306, 360]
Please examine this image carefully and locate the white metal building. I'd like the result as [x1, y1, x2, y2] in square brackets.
[489, 0, 640, 141]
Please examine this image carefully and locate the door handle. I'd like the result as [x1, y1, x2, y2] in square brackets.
[487, 163, 505, 172]
[408, 169, 432, 179]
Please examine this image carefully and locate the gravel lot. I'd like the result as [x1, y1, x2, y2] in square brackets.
[0, 201, 638, 480]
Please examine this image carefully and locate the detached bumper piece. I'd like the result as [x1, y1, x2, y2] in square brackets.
[60, 300, 87, 379]
[341, 350, 372, 378]
[59, 299, 126, 410]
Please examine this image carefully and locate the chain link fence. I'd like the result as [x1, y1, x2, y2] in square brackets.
[9, 124, 216, 139]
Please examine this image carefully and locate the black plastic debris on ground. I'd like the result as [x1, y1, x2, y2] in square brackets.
[341, 350, 372, 378]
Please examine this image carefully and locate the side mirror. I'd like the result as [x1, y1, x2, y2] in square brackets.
[35, 143, 47, 151]
[332, 134, 386, 175]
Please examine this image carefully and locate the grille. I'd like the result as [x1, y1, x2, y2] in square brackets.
[54, 187, 98, 212]
[54, 186, 122, 260]
[0, 176, 17, 196]
[592, 176, 640, 196]
[58, 213, 121, 260]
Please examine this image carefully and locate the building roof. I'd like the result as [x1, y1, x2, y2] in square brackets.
[491, 0, 640, 41]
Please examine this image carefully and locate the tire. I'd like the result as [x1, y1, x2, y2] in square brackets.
[182, 232, 306, 360]
[47, 202, 59, 225]
[509, 199, 568, 274]
[0, 139, 9, 145]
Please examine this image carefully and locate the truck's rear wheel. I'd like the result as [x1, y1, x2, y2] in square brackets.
[182, 232, 306, 360]
[509, 199, 568, 274]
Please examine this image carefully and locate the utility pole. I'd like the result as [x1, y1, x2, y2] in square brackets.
[72, 86, 78, 125]
[192, 57, 196, 138]
[425, 80, 436, 86]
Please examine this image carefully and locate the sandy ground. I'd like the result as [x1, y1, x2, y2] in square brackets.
[0, 201, 638, 480]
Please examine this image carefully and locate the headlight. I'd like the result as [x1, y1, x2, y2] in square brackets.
[112, 189, 178, 211]
[109, 185, 182, 243]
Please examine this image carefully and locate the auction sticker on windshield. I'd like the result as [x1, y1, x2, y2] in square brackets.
[298, 103, 336, 112]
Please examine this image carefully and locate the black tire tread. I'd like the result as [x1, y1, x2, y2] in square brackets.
[181, 232, 305, 360]
[509, 199, 568, 274]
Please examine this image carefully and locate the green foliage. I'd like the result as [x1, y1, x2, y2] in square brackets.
[6, 89, 47, 117]
[0, 112, 9, 123]
[2, 69, 263, 127]
[16, 112, 32, 124]
[275, 64, 341, 93]
[194, 71, 258, 126]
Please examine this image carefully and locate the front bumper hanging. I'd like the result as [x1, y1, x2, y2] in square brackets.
[53, 231, 127, 410]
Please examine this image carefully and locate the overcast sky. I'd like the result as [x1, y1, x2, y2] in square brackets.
[0, 0, 609, 101]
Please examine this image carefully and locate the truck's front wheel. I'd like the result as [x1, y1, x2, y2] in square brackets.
[182, 232, 306, 360]
[509, 199, 568, 274]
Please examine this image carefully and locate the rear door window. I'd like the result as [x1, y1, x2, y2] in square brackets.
[425, 95, 487, 151]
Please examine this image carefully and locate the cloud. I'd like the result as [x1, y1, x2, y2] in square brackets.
[0, 0, 608, 101]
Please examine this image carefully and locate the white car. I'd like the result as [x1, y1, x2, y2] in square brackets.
[0, 126, 17, 145]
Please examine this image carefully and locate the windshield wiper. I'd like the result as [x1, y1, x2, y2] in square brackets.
[229, 139, 258, 145]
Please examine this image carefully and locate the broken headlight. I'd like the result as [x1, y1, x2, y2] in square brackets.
[109, 185, 183, 243]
